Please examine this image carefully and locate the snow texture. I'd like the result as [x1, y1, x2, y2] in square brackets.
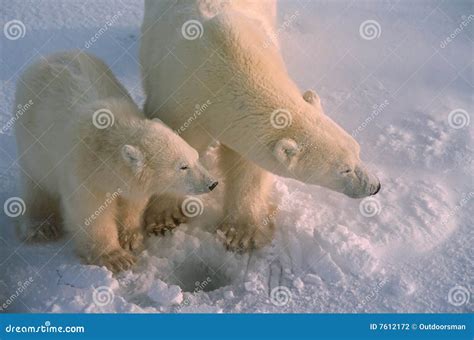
[0, 0, 472, 313]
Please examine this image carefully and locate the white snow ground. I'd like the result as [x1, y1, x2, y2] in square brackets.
[0, 0, 472, 313]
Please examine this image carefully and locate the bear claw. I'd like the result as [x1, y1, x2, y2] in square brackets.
[95, 248, 136, 273]
[144, 199, 188, 237]
[25, 218, 63, 242]
[145, 222, 178, 236]
[217, 221, 274, 253]
[118, 229, 144, 252]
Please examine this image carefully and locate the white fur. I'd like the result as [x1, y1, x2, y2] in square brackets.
[15, 51, 216, 272]
[140, 0, 380, 250]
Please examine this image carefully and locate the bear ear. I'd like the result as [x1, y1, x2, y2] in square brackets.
[273, 138, 299, 169]
[303, 90, 321, 106]
[152, 118, 163, 124]
[121, 144, 144, 173]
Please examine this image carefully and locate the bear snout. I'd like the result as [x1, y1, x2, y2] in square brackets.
[371, 182, 381, 195]
[344, 165, 380, 198]
[208, 181, 218, 191]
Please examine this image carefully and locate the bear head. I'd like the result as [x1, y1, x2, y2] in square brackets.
[84, 98, 218, 198]
[120, 118, 218, 197]
[199, 10, 380, 198]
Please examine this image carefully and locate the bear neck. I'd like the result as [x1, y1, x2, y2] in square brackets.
[212, 70, 314, 160]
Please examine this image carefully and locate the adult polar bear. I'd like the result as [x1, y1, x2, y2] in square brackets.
[140, 0, 381, 251]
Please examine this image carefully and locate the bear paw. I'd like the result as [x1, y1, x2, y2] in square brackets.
[25, 218, 63, 242]
[95, 248, 136, 273]
[217, 217, 275, 252]
[144, 198, 187, 236]
[118, 229, 144, 252]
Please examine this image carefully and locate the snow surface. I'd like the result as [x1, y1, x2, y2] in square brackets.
[0, 0, 472, 313]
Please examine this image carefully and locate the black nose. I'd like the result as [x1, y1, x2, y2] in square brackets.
[372, 182, 381, 195]
[208, 181, 218, 191]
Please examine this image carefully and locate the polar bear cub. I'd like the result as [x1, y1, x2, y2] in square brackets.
[15, 51, 217, 272]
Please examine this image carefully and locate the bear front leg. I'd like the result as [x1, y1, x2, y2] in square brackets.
[18, 176, 62, 242]
[217, 144, 276, 252]
[143, 193, 188, 236]
[62, 189, 136, 273]
[116, 197, 146, 252]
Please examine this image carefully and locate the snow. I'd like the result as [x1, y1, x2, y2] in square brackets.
[0, 0, 472, 313]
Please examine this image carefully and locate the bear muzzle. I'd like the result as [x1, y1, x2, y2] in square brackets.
[371, 182, 381, 195]
[208, 181, 219, 191]
[342, 165, 380, 198]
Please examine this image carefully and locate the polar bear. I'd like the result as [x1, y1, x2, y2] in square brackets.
[15, 51, 217, 272]
[140, 0, 380, 251]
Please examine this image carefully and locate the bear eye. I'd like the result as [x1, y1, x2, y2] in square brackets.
[180, 165, 189, 170]
[340, 169, 352, 175]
